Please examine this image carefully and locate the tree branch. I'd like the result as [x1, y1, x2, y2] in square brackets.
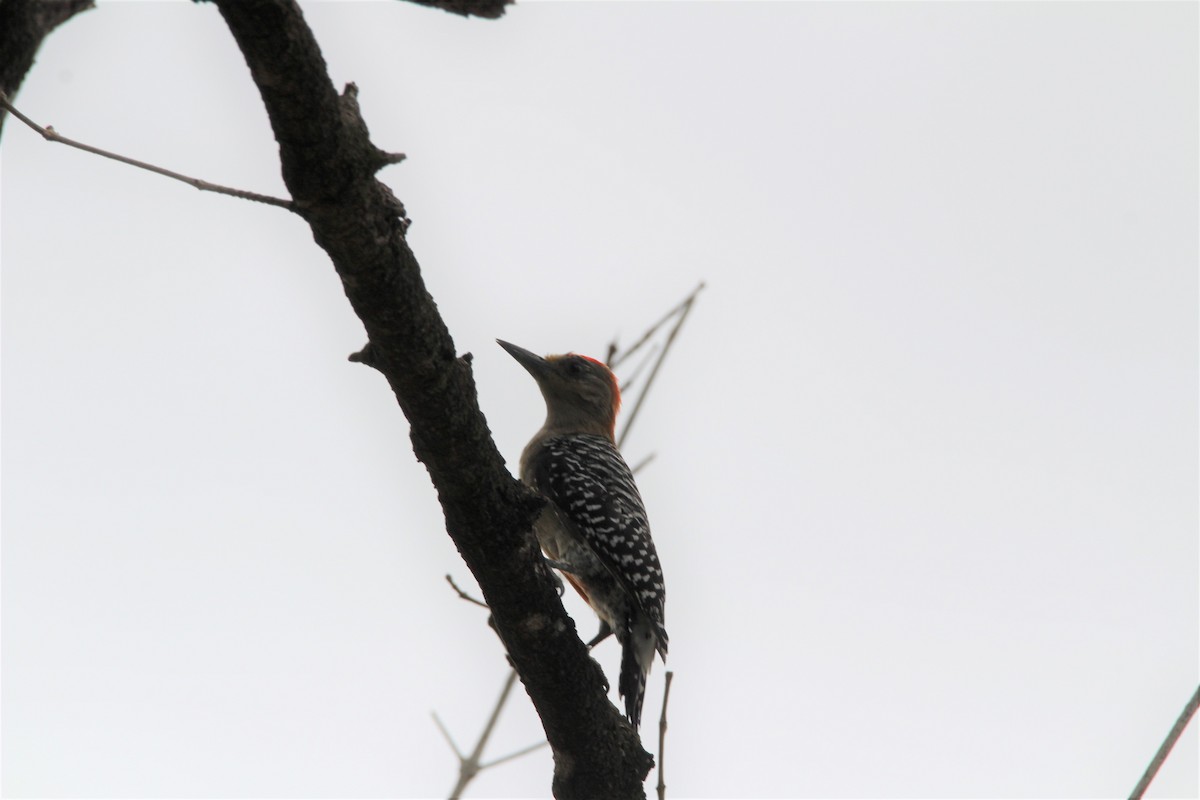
[441, 670, 545, 800]
[1129, 683, 1200, 800]
[615, 283, 704, 449]
[608, 282, 705, 371]
[208, 1, 652, 796]
[404, 0, 511, 20]
[0, 91, 295, 209]
[656, 671, 674, 800]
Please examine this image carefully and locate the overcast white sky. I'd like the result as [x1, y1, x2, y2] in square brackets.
[3, 1, 1197, 798]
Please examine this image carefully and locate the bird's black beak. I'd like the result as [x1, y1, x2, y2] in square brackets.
[497, 339, 552, 380]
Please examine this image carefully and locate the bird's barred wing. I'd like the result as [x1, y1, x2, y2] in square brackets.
[532, 434, 667, 647]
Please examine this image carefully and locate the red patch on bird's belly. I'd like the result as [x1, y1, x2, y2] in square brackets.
[563, 572, 592, 605]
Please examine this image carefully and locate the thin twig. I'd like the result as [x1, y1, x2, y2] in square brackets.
[609, 282, 705, 370]
[445, 574, 489, 609]
[479, 737, 549, 770]
[657, 671, 674, 800]
[433, 607, 547, 799]
[629, 453, 657, 477]
[1129, 682, 1200, 800]
[431, 711, 464, 759]
[618, 343, 661, 397]
[443, 669, 545, 800]
[0, 91, 294, 210]
[453, 670, 517, 797]
[617, 286, 702, 449]
[605, 338, 620, 367]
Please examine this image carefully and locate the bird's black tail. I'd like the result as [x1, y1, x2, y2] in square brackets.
[618, 613, 663, 731]
[619, 631, 647, 730]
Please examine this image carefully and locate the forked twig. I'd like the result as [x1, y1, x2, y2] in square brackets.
[0, 91, 295, 210]
[608, 282, 705, 371]
[657, 671, 674, 800]
[436, 579, 545, 797]
[437, 669, 547, 800]
[618, 343, 661, 397]
[1129, 682, 1200, 800]
[616, 283, 704, 450]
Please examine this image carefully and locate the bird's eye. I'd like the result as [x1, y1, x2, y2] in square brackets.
[566, 359, 587, 376]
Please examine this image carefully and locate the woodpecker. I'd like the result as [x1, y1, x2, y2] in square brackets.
[498, 339, 668, 730]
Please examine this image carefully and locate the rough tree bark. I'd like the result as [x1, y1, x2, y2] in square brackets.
[1, 0, 655, 797]
[406, 0, 511, 20]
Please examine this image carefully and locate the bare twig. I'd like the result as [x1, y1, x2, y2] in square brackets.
[436, 580, 546, 796]
[605, 339, 620, 367]
[445, 574, 489, 609]
[618, 343, 661, 397]
[440, 669, 547, 800]
[609, 282, 705, 371]
[432, 711, 464, 759]
[0, 91, 295, 210]
[629, 453, 657, 477]
[656, 671, 674, 800]
[479, 737, 549, 770]
[1129, 682, 1200, 800]
[617, 284, 703, 450]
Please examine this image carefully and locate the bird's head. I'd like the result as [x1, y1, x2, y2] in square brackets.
[497, 339, 620, 440]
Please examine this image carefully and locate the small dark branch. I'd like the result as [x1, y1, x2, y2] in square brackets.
[656, 671, 674, 800]
[617, 285, 702, 450]
[403, 0, 511, 20]
[605, 339, 620, 366]
[610, 282, 705, 371]
[0, 0, 94, 141]
[348, 342, 379, 368]
[1129, 682, 1200, 800]
[445, 574, 489, 609]
[338, 82, 408, 175]
[0, 91, 294, 209]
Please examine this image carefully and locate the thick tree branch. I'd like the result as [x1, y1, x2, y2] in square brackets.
[405, 0, 511, 20]
[0, 0, 94, 141]
[209, 1, 652, 796]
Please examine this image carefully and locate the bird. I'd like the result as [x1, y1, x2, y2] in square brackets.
[498, 339, 668, 730]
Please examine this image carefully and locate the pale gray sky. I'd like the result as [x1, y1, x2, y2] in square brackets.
[3, 1, 1197, 798]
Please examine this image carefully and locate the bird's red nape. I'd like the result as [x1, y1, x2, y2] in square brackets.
[573, 353, 622, 415]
